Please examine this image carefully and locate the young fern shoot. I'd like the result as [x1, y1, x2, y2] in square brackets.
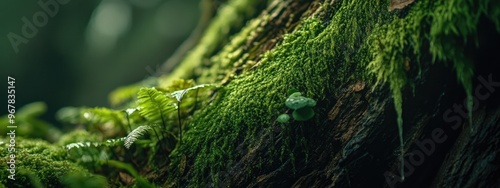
[170, 84, 219, 144]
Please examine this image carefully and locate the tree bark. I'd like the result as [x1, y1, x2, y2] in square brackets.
[163, 0, 500, 187]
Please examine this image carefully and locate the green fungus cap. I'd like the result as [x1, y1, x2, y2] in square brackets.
[277, 114, 290, 123]
[292, 107, 315, 121]
[285, 95, 309, 110]
[285, 94, 316, 110]
[306, 98, 316, 107]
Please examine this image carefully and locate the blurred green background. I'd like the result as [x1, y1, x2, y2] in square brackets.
[1, 0, 201, 125]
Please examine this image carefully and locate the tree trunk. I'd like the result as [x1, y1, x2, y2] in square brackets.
[161, 0, 500, 187]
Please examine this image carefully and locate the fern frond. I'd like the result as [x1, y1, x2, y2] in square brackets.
[80, 107, 130, 137]
[65, 138, 125, 164]
[137, 88, 177, 128]
[125, 107, 140, 115]
[105, 137, 126, 147]
[65, 141, 102, 151]
[124, 125, 153, 149]
[65, 137, 125, 151]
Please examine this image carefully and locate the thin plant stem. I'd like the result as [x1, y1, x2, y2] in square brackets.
[178, 101, 182, 145]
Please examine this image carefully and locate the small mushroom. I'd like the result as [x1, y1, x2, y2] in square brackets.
[285, 95, 309, 110]
[292, 107, 315, 121]
[306, 98, 316, 107]
[277, 114, 290, 123]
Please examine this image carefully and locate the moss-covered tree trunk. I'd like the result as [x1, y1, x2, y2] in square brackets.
[157, 0, 500, 187]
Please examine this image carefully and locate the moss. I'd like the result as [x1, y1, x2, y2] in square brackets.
[0, 137, 94, 187]
[169, 1, 391, 186]
[367, 0, 499, 178]
[427, 0, 487, 130]
[163, 0, 500, 185]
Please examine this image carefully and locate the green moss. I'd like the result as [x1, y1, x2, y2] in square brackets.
[428, 0, 485, 130]
[0, 137, 94, 187]
[158, 0, 500, 187]
[367, 0, 499, 178]
[169, 1, 390, 186]
[367, 17, 409, 178]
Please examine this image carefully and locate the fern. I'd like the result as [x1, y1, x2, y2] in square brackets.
[105, 137, 127, 146]
[124, 107, 140, 116]
[123, 107, 141, 132]
[170, 84, 220, 144]
[65, 142, 102, 152]
[137, 88, 177, 129]
[124, 125, 153, 149]
[58, 107, 130, 137]
[57, 79, 221, 184]
[65, 137, 125, 151]
[69, 107, 131, 139]
[65, 138, 125, 164]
